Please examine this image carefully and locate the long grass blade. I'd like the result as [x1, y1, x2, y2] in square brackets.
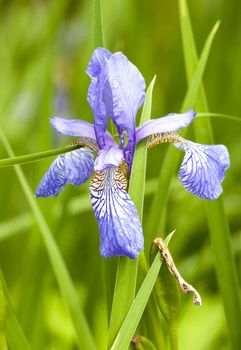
[94, 0, 104, 47]
[110, 232, 173, 350]
[0, 130, 97, 350]
[197, 112, 241, 123]
[145, 22, 219, 249]
[179, 1, 241, 349]
[110, 253, 162, 350]
[107, 78, 156, 348]
[0, 145, 81, 167]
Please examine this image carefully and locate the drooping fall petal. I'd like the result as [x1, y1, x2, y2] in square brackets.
[35, 148, 94, 197]
[89, 164, 144, 258]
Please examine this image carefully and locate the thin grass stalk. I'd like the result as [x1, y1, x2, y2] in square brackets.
[0, 145, 82, 167]
[94, 0, 104, 47]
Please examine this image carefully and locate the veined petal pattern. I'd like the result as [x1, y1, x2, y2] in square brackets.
[178, 140, 230, 199]
[35, 148, 94, 197]
[89, 164, 144, 258]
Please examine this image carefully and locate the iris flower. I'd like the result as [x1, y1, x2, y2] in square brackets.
[35, 48, 230, 259]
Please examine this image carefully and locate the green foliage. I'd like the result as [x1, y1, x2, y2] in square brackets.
[0, 1, 240, 350]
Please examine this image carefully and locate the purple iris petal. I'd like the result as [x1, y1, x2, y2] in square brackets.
[178, 141, 230, 199]
[50, 116, 116, 147]
[136, 110, 196, 143]
[86, 47, 112, 81]
[94, 145, 124, 172]
[51, 117, 97, 139]
[102, 52, 146, 166]
[35, 148, 94, 197]
[87, 49, 146, 169]
[89, 167, 144, 258]
[86, 48, 112, 149]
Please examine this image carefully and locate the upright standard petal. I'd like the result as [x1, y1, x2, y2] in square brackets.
[35, 148, 94, 197]
[102, 52, 146, 167]
[178, 140, 230, 199]
[89, 163, 144, 258]
[86, 47, 111, 81]
[86, 49, 146, 168]
[136, 110, 196, 143]
[86, 48, 111, 150]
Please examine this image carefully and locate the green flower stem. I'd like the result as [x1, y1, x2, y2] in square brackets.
[179, 0, 241, 349]
[107, 78, 155, 349]
[0, 145, 81, 167]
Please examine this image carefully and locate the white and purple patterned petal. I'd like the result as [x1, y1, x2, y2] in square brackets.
[35, 148, 94, 197]
[136, 110, 196, 143]
[94, 145, 124, 172]
[178, 140, 230, 199]
[89, 166, 144, 258]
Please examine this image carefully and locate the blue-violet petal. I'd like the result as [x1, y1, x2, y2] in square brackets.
[178, 141, 230, 199]
[136, 109, 196, 143]
[35, 148, 94, 197]
[94, 145, 124, 172]
[86, 48, 111, 149]
[89, 165, 144, 258]
[102, 52, 146, 167]
[51, 117, 97, 139]
[86, 47, 111, 82]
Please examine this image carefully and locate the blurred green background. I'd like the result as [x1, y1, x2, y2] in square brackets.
[0, 0, 240, 349]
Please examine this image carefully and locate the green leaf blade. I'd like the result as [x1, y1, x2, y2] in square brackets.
[0, 145, 81, 168]
[111, 232, 174, 350]
[145, 24, 218, 248]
